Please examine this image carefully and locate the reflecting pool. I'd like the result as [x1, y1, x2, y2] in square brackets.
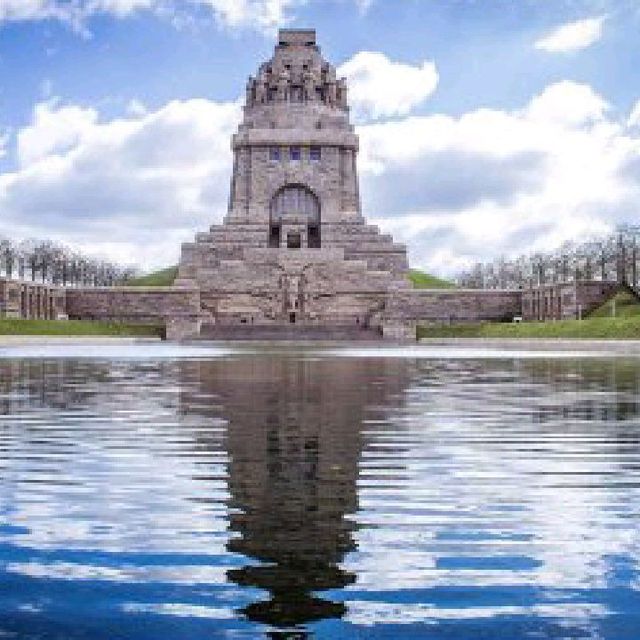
[0, 344, 639, 638]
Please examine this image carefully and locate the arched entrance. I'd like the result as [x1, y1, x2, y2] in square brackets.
[269, 185, 321, 249]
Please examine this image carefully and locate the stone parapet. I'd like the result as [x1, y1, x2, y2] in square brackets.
[233, 130, 358, 150]
[521, 280, 619, 321]
[0, 278, 66, 320]
[66, 287, 201, 326]
[386, 289, 523, 325]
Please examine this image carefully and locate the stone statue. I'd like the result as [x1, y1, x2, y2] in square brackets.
[326, 80, 337, 106]
[277, 67, 291, 102]
[245, 77, 255, 107]
[255, 68, 268, 104]
[303, 69, 316, 102]
[337, 78, 348, 109]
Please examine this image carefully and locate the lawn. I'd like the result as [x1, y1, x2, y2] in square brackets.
[589, 289, 640, 318]
[418, 316, 640, 340]
[126, 266, 178, 287]
[409, 270, 456, 289]
[0, 318, 163, 337]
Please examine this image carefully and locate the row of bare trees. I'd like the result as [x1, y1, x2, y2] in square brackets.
[0, 237, 138, 287]
[458, 226, 640, 290]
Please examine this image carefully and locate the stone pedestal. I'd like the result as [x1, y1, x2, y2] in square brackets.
[382, 322, 417, 342]
[166, 316, 202, 341]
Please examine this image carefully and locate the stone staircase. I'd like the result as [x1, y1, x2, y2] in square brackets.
[197, 324, 383, 342]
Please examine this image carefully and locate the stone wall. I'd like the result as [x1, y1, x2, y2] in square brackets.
[521, 281, 619, 321]
[65, 287, 201, 332]
[384, 289, 523, 337]
[0, 278, 66, 320]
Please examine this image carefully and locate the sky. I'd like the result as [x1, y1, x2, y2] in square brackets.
[1, 0, 640, 276]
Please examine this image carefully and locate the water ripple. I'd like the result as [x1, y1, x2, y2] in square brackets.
[0, 349, 638, 638]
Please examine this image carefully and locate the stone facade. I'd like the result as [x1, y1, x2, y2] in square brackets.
[65, 287, 201, 338]
[521, 281, 620, 321]
[0, 279, 66, 320]
[1, 30, 629, 340]
[384, 289, 524, 339]
[176, 29, 411, 337]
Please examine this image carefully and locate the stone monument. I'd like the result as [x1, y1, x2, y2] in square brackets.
[175, 28, 410, 337]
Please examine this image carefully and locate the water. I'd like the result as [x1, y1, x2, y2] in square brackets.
[0, 344, 639, 639]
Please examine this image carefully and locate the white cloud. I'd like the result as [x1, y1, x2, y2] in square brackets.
[535, 16, 606, 53]
[0, 97, 242, 267]
[195, 0, 300, 32]
[525, 80, 608, 126]
[17, 101, 99, 167]
[0, 0, 310, 33]
[338, 51, 438, 121]
[0, 0, 151, 20]
[357, 80, 640, 275]
[628, 100, 640, 129]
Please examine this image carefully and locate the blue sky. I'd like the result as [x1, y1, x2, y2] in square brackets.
[1, 0, 640, 274]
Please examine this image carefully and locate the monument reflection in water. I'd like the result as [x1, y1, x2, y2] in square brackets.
[180, 356, 408, 628]
[0, 348, 639, 638]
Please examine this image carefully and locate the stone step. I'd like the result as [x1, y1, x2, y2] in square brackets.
[197, 324, 383, 342]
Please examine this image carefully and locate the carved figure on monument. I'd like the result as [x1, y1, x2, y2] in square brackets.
[245, 78, 255, 107]
[255, 68, 269, 104]
[324, 66, 337, 106]
[303, 69, 316, 102]
[336, 78, 348, 109]
[277, 67, 291, 102]
[326, 80, 337, 106]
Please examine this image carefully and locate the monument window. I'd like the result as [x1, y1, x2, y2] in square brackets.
[269, 147, 281, 161]
[289, 146, 301, 161]
[308, 225, 321, 249]
[269, 224, 281, 248]
[310, 146, 321, 161]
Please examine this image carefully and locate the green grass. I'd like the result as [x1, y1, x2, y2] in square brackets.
[126, 266, 178, 287]
[418, 317, 640, 340]
[589, 289, 640, 318]
[0, 318, 163, 337]
[409, 270, 455, 289]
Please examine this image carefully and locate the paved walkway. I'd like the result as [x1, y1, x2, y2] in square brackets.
[0, 336, 161, 346]
[419, 338, 640, 354]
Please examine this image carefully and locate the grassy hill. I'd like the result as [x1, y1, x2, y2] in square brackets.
[408, 270, 456, 289]
[126, 266, 178, 287]
[589, 289, 640, 318]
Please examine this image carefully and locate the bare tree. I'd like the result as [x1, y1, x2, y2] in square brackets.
[456, 226, 640, 291]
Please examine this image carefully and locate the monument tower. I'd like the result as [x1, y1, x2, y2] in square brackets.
[176, 29, 410, 336]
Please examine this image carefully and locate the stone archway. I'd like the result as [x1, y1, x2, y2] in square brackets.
[269, 185, 321, 249]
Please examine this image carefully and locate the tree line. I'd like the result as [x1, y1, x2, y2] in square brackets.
[0, 237, 138, 287]
[457, 226, 640, 290]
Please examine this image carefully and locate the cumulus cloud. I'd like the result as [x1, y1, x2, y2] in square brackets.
[0, 0, 154, 26]
[535, 16, 606, 53]
[0, 98, 241, 267]
[338, 52, 438, 121]
[195, 0, 301, 32]
[358, 80, 640, 274]
[628, 100, 640, 129]
[0, 0, 301, 33]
